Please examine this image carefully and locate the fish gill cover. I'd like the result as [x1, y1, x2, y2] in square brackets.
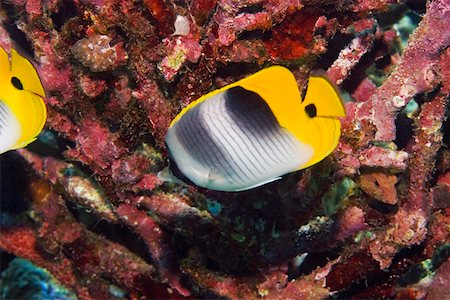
[0, 0, 449, 299]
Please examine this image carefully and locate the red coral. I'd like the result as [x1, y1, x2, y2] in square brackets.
[335, 206, 369, 241]
[116, 204, 191, 296]
[357, 171, 398, 205]
[143, 0, 176, 36]
[78, 74, 107, 98]
[265, 11, 317, 60]
[2, 0, 449, 298]
[190, 0, 218, 25]
[361, 0, 448, 141]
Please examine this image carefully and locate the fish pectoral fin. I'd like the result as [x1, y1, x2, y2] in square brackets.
[234, 176, 282, 191]
[157, 166, 186, 185]
[207, 167, 221, 182]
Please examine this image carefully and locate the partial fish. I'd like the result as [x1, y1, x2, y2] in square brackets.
[0, 47, 46, 154]
[159, 66, 345, 192]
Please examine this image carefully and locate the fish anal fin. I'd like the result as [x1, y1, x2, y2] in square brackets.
[234, 176, 282, 192]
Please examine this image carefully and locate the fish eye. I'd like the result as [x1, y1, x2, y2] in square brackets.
[11, 77, 24, 90]
[305, 104, 317, 118]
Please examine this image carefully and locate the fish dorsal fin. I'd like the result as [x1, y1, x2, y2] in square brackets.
[11, 49, 46, 97]
[234, 66, 303, 130]
[303, 74, 345, 117]
[170, 66, 302, 129]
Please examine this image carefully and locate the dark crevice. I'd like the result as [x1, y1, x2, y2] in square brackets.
[0, 152, 32, 214]
[237, 3, 264, 14]
[215, 62, 261, 82]
[65, 200, 153, 264]
[329, 244, 425, 299]
[394, 112, 414, 149]
[1, 2, 35, 58]
[368, 199, 397, 214]
[50, 0, 79, 31]
[238, 29, 271, 41]
[315, 33, 353, 71]
[288, 248, 341, 280]
[0, 251, 16, 273]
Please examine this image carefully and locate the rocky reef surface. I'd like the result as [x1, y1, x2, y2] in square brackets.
[0, 0, 449, 299]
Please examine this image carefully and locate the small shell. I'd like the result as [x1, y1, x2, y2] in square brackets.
[173, 15, 190, 36]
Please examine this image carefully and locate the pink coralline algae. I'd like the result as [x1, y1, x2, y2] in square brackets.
[71, 34, 128, 72]
[1, 0, 449, 299]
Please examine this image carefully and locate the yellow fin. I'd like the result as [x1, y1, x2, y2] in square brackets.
[11, 48, 46, 97]
[170, 66, 302, 128]
[233, 66, 303, 130]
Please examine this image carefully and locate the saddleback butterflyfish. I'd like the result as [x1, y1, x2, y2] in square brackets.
[0, 47, 47, 154]
[159, 66, 345, 191]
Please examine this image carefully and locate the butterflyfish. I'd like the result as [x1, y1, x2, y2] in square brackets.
[0, 47, 46, 154]
[159, 66, 345, 192]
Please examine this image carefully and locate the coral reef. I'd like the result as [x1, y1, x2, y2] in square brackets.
[1, 0, 449, 299]
[1, 258, 77, 300]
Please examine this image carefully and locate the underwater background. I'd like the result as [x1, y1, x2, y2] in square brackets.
[1, 0, 449, 299]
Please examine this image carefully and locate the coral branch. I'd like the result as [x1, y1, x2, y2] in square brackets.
[364, 0, 449, 141]
[370, 91, 448, 268]
[116, 204, 191, 296]
[18, 149, 117, 221]
[327, 19, 377, 85]
[1, 0, 448, 298]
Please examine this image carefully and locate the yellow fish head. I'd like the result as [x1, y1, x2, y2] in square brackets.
[0, 47, 47, 153]
[293, 74, 346, 168]
[229, 66, 346, 170]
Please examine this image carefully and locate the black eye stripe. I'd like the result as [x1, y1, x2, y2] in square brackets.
[300, 86, 307, 103]
[11, 77, 24, 90]
[305, 103, 317, 118]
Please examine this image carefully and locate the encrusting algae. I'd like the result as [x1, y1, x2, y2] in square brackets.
[0, 0, 449, 299]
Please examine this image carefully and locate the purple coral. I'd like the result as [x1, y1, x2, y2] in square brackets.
[1, 0, 449, 299]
